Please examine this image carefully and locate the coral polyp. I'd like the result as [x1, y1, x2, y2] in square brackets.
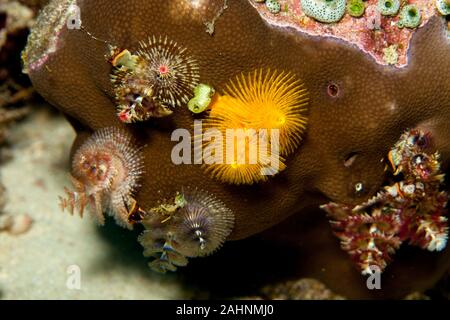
[110, 36, 199, 123]
[378, 0, 400, 16]
[138, 189, 234, 272]
[59, 127, 144, 228]
[300, 0, 346, 23]
[347, 0, 365, 18]
[398, 5, 422, 29]
[322, 129, 449, 275]
[265, 0, 281, 14]
[436, 0, 450, 16]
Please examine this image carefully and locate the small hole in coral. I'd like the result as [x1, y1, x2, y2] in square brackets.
[327, 83, 340, 97]
[354, 182, 365, 195]
[344, 152, 359, 168]
[0, 13, 7, 30]
[408, 9, 417, 18]
[385, 1, 392, 8]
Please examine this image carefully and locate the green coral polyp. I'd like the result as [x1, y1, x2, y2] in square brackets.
[301, 0, 346, 23]
[347, 0, 365, 17]
[378, 0, 400, 16]
[436, 0, 450, 16]
[398, 5, 422, 29]
[266, 0, 281, 14]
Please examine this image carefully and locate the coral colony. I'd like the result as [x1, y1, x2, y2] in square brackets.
[322, 130, 449, 275]
[23, 0, 450, 286]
